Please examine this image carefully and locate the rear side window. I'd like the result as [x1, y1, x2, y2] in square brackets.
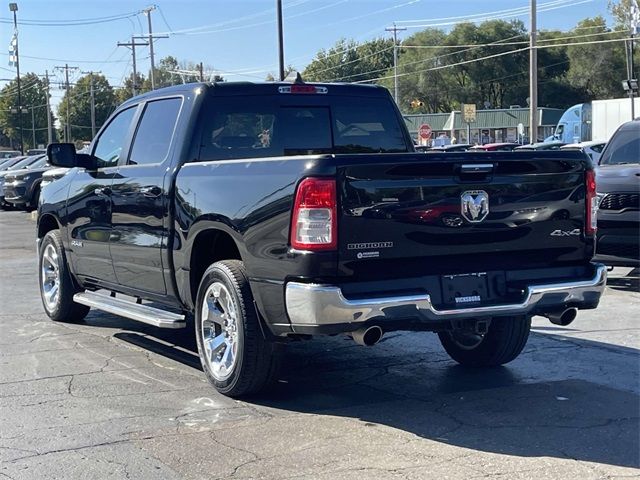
[333, 99, 407, 153]
[198, 95, 408, 161]
[600, 123, 640, 165]
[128, 98, 182, 165]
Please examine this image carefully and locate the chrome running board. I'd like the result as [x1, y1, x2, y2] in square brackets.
[73, 291, 186, 329]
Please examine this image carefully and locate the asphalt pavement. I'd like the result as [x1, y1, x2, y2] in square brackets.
[0, 210, 638, 480]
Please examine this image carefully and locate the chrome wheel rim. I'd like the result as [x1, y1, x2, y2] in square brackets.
[449, 330, 485, 350]
[41, 243, 60, 311]
[200, 282, 239, 381]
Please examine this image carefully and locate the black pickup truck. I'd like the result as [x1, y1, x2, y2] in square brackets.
[38, 80, 606, 397]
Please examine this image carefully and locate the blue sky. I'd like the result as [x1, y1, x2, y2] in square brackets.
[1, 0, 614, 109]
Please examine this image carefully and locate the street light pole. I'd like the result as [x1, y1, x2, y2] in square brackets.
[9, 3, 23, 155]
[529, 0, 538, 143]
[31, 106, 35, 149]
[626, 0, 639, 120]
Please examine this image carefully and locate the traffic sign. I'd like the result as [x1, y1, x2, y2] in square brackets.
[462, 104, 477, 123]
[418, 124, 432, 140]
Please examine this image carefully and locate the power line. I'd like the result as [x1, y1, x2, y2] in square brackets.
[0, 52, 129, 64]
[353, 36, 636, 84]
[395, 0, 570, 26]
[398, 0, 588, 29]
[0, 10, 143, 26]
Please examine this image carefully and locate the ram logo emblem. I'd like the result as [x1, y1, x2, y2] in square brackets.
[461, 190, 489, 223]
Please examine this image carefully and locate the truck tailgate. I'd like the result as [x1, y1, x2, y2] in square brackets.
[338, 151, 593, 281]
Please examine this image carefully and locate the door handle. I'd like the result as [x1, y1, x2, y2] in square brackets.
[94, 187, 112, 196]
[140, 186, 162, 197]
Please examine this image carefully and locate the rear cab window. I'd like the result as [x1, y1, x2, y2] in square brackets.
[197, 92, 409, 161]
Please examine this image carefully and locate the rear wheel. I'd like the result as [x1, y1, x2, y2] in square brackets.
[38, 230, 90, 322]
[438, 316, 531, 367]
[195, 260, 279, 397]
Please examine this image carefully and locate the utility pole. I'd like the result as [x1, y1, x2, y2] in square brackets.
[136, 7, 167, 91]
[55, 64, 79, 143]
[197, 62, 204, 82]
[144, 6, 157, 90]
[44, 70, 52, 145]
[9, 3, 23, 154]
[529, 0, 538, 143]
[386, 23, 407, 104]
[276, 0, 285, 81]
[118, 37, 149, 96]
[81, 71, 100, 139]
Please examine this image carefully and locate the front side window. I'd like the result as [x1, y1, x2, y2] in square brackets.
[599, 124, 640, 165]
[128, 98, 182, 165]
[93, 107, 136, 168]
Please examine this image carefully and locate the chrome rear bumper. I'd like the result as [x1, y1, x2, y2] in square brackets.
[285, 264, 607, 330]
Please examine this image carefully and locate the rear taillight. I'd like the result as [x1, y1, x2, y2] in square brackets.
[586, 169, 597, 236]
[291, 177, 337, 251]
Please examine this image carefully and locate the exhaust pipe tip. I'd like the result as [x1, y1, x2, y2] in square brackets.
[350, 326, 383, 346]
[547, 308, 578, 326]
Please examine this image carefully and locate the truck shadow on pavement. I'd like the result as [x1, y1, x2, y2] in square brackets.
[106, 318, 639, 470]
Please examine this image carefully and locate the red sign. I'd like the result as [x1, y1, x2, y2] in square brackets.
[419, 124, 432, 140]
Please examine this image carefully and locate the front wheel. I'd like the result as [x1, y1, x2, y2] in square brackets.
[38, 230, 90, 322]
[438, 316, 531, 367]
[195, 260, 279, 397]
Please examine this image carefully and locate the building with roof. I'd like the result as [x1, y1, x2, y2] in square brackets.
[404, 107, 564, 146]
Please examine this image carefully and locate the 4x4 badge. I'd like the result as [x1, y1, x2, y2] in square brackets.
[461, 190, 489, 223]
[550, 229, 581, 237]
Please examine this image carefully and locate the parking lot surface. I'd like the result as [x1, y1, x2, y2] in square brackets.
[0, 210, 638, 480]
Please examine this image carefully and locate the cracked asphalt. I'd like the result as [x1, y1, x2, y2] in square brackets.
[0, 210, 638, 480]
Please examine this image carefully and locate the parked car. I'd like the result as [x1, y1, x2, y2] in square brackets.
[429, 143, 473, 152]
[0, 156, 27, 172]
[515, 141, 566, 151]
[594, 120, 639, 267]
[26, 148, 47, 156]
[40, 167, 71, 189]
[0, 150, 21, 160]
[4, 156, 53, 210]
[38, 81, 605, 397]
[470, 143, 520, 152]
[561, 141, 607, 163]
[0, 155, 46, 209]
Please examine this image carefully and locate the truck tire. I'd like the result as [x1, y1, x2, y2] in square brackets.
[38, 230, 90, 323]
[195, 259, 279, 397]
[438, 316, 531, 367]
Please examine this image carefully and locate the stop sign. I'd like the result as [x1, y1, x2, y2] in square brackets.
[419, 124, 432, 140]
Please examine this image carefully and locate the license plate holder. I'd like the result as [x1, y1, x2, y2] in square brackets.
[441, 273, 488, 306]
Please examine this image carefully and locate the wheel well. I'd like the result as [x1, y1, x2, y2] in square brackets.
[190, 229, 242, 304]
[38, 214, 59, 239]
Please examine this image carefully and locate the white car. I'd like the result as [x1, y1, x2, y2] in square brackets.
[560, 141, 607, 163]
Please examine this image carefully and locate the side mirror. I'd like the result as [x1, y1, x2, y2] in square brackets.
[47, 143, 98, 170]
[47, 143, 77, 168]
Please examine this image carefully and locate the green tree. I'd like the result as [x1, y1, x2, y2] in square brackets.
[0, 73, 55, 150]
[303, 38, 394, 83]
[57, 74, 116, 142]
[565, 17, 628, 99]
[114, 72, 147, 104]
